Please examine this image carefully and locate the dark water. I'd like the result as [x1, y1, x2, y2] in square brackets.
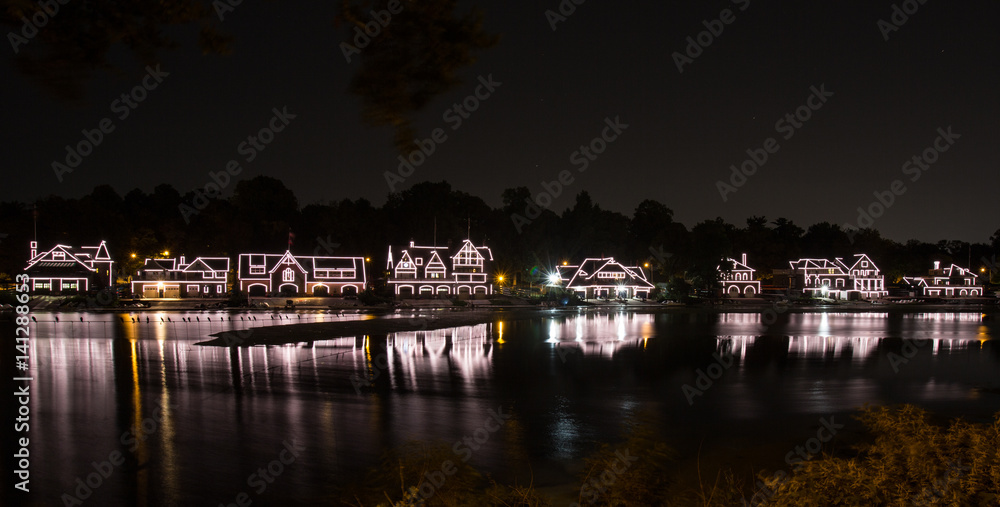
[9, 308, 1000, 506]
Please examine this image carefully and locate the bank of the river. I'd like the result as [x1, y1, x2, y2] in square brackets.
[194, 302, 999, 347]
[195, 308, 544, 346]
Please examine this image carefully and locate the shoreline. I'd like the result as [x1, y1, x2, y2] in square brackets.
[194, 303, 997, 347]
[195, 308, 541, 347]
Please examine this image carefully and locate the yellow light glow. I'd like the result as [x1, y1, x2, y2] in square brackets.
[131, 253, 136, 258]
[562, 261, 568, 266]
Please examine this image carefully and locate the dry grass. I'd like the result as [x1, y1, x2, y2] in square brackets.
[341, 405, 1000, 506]
[744, 405, 1000, 506]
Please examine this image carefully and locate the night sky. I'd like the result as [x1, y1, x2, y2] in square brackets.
[2, 1, 997, 242]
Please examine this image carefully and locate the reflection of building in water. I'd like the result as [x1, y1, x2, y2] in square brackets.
[545, 311, 657, 358]
[716, 336, 755, 363]
[786, 335, 881, 359]
[904, 312, 984, 322]
[362, 324, 496, 391]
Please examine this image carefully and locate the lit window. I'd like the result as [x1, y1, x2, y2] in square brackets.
[283, 268, 294, 282]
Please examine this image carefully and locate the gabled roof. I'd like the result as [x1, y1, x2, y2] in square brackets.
[181, 257, 230, 273]
[940, 263, 977, 278]
[268, 250, 308, 274]
[788, 258, 847, 274]
[394, 250, 415, 270]
[720, 257, 754, 272]
[564, 257, 653, 289]
[26, 244, 99, 272]
[79, 241, 112, 261]
[199, 258, 231, 272]
[143, 258, 176, 271]
[451, 239, 493, 262]
[426, 250, 446, 268]
[846, 253, 880, 273]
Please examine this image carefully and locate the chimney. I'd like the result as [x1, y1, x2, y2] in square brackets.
[933, 261, 940, 270]
[30, 241, 37, 259]
[179, 255, 186, 266]
[741, 253, 747, 266]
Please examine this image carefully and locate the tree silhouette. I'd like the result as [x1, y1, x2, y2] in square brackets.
[338, 0, 499, 152]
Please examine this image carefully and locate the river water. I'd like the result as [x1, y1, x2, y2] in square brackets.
[11, 308, 1000, 506]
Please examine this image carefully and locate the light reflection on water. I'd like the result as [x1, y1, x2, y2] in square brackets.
[21, 309, 1000, 506]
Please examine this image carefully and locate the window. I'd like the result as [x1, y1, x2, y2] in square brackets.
[283, 268, 294, 282]
[597, 272, 625, 279]
[861, 261, 869, 268]
[454, 248, 482, 267]
[250, 266, 265, 275]
[53, 252, 65, 260]
[415, 258, 423, 266]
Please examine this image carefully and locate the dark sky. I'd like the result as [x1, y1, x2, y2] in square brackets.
[2, 1, 998, 243]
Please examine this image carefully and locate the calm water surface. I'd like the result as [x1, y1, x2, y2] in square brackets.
[16, 308, 1000, 505]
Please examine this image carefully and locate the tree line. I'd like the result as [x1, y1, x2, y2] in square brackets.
[1, 176, 997, 289]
